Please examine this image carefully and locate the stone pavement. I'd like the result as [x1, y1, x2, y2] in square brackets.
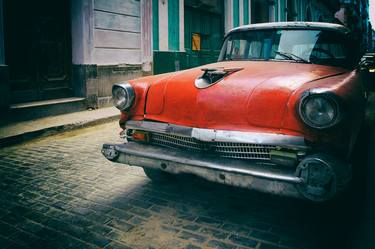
[0, 107, 119, 147]
[0, 122, 372, 249]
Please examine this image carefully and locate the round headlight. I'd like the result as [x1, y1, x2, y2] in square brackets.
[299, 93, 340, 129]
[112, 83, 135, 111]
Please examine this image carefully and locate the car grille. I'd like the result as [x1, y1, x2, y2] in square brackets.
[149, 132, 276, 161]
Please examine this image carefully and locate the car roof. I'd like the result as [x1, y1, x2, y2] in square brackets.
[227, 22, 350, 36]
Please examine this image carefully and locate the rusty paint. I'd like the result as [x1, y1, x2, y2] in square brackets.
[122, 59, 364, 157]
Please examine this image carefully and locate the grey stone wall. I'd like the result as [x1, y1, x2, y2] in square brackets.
[71, 0, 145, 109]
[72, 64, 143, 109]
[93, 0, 142, 65]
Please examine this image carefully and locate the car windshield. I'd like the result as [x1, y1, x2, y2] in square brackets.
[218, 29, 350, 68]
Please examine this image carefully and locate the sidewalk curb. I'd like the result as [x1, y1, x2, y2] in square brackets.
[0, 115, 119, 148]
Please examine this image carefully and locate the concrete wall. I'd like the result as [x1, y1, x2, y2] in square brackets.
[93, 0, 142, 65]
[71, 0, 94, 65]
[71, 0, 148, 108]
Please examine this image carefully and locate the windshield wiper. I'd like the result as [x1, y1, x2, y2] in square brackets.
[275, 51, 311, 64]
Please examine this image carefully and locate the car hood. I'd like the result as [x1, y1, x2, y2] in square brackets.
[144, 61, 347, 131]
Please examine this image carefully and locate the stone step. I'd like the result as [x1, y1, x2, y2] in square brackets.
[7, 97, 88, 122]
[0, 106, 119, 147]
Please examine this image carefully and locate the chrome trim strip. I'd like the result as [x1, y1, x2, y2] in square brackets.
[125, 120, 309, 149]
[102, 142, 303, 184]
[126, 120, 192, 136]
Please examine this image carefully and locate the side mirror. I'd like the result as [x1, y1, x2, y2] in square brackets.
[359, 53, 375, 92]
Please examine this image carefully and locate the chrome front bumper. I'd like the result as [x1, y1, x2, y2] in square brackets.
[102, 121, 351, 202]
[102, 141, 351, 201]
[102, 142, 302, 198]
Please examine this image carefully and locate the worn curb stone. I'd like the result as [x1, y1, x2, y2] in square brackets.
[0, 108, 119, 147]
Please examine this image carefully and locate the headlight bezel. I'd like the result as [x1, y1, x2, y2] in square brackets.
[298, 90, 342, 129]
[112, 82, 135, 111]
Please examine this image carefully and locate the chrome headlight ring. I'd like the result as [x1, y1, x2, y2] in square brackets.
[298, 89, 342, 129]
[112, 82, 135, 111]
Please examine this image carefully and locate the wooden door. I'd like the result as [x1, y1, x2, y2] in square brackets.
[4, 0, 72, 103]
[184, 5, 224, 69]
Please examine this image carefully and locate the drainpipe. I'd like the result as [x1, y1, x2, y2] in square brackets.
[269, 0, 276, 22]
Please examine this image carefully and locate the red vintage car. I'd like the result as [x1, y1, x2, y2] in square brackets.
[102, 22, 374, 202]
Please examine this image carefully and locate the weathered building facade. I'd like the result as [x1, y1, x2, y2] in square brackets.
[70, 0, 152, 108]
[0, 0, 152, 115]
[0, 0, 371, 116]
[154, 0, 371, 74]
[152, 0, 337, 74]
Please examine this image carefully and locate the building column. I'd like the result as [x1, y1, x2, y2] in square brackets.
[70, 0, 97, 108]
[300, 0, 304, 21]
[243, 0, 250, 24]
[249, 0, 252, 24]
[168, 0, 179, 51]
[233, 0, 239, 27]
[179, 0, 184, 52]
[158, 0, 168, 51]
[226, 0, 254, 30]
[225, 0, 234, 33]
[278, 0, 286, 21]
[154, 0, 183, 52]
[71, 0, 94, 65]
[152, 0, 159, 50]
[141, 0, 153, 73]
[239, 0, 244, 26]
[269, 0, 276, 22]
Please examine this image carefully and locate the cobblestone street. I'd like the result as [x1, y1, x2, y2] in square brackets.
[0, 122, 373, 249]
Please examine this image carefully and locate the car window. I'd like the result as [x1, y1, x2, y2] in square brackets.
[219, 29, 351, 68]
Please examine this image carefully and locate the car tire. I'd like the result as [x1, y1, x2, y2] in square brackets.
[143, 168, 173, 182]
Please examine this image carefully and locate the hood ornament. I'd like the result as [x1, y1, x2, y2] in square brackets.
[194, 67, 243, 89]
